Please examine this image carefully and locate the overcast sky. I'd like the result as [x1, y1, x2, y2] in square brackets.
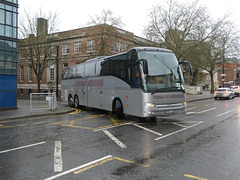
[19, 0, 240, 37]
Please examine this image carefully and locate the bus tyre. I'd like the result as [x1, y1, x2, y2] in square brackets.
[68, 95, 74, 107]
[115, 99, 124, 119]
[74, 95, 80, 109]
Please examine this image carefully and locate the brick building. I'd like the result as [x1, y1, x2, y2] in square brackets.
[17, 22, 154, 98]
[217, 59, 239, 87]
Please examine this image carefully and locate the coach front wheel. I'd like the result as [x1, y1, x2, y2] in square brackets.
[114, 99, 124, 119]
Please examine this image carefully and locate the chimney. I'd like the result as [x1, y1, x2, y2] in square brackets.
[37, 18, 48, 37]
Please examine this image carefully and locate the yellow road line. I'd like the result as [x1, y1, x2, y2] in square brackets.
[74, 156, 149, 174]
[107, 115, 118, 125]
[74, 157, 114, 174]
[184, 174, 208, 180]
[113, 157, 149, 167]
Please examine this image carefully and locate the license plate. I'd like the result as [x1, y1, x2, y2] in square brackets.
[165, 110, 173, 114]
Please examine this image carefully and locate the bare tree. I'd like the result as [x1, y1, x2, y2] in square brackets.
[188, 20, 240, 92]
[19, 9, 59, 92]
[144, 0, 240, 89]
[88, 9, 124, 56]
[144, 0, 226, 60]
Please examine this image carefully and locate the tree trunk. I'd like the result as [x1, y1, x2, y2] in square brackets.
[210, 72, 214, 93]
[37, 78, 41, 93]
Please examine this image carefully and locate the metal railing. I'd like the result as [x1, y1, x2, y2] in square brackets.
[30, 93, 57, 112]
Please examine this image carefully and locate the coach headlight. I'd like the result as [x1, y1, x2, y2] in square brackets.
[145, 102, 156, 108]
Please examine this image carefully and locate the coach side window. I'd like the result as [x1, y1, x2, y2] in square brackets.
[62, 68, 69, 80]
[85, 62, 96, 77]
[76, 64, 85, 78]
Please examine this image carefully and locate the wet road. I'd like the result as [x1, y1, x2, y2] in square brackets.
[1, 97, 240, 180]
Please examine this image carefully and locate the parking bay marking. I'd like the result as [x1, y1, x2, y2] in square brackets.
[217, 109, 236, 117]
[54, 141, 63, 172]
[0, 141, 46, 154]
[155, 121, 204, 141]
[44, 155, 149, 180]
[103, 130, 127, 148]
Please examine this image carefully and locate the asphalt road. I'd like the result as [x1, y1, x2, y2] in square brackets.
[0, 97, 240, 180]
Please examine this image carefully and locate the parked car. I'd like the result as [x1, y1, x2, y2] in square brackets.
[230, 86, 240, 96]
[214, 88, 234, 100]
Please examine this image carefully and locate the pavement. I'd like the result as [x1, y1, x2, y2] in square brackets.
[0, 91, 213, 121]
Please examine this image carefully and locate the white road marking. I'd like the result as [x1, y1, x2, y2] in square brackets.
[196, 107, 216, 114]
[0, 141, 46, 154]
[217, 109, 236, 117]
[155, 121, 204, 141]
[43, 155, 113, 180]
[93, 122, 134, 132]
[54, 141, 63, 172]
[133, 123, 163, 136]
[171, 122, 188, 128]
[103, 130, 127, 149]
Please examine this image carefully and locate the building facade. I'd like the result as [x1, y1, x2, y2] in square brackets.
[0, 0, 18, 110]
[17, 23, 154, 98]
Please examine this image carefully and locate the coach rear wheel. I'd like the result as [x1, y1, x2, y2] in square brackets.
[74, 95, 80, 109]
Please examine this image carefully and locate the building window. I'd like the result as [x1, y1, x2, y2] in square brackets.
[111, 41, 116, 52]
[20, 89, 23, 95]
[50, 65, 55, 81]
[74, 41, 82, 53]
[28, 66, 32, 82]
[49, 45, 55, 57]
[117, 42, 123, 52]
[63, 63, 68, 68]
[20, 66, 24, 82]
[62, 43, 69, 55]
[87, 40, 95, 52]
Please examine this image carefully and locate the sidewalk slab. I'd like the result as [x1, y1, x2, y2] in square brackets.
[0, 99, 73, 121]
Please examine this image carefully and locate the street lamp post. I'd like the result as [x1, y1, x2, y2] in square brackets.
[55, 45, 59, 99]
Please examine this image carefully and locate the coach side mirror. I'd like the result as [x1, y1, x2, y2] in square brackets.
[137, 59, 148, 75]
[179, 61, 193, 76]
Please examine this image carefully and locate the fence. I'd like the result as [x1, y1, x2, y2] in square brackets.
[30, 93, 57, 112]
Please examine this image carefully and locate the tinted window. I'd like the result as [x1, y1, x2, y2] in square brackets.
[68, 66, 76, 79]
[62, 68, 69, 80]
[85, 62, 96, 77]
[76, 64, 85, 78]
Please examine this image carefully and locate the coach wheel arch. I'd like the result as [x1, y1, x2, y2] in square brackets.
[113, 98, 124, 119]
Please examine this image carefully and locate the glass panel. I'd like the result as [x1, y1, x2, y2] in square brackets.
[0, 61, 4, 73]
[5, 26, 12, 37]
[0, 50, 4, 60]
[5, 40, 12, 50]
[0, 9, 4, 24]
[0, 25, 4, 36]
[5, 51, 12, 61]
[6, 11, 12, 25]
[12, 41, 17, 51]
[13, 27, 17, 38]
[138, 51, 184, 93]
[6, 5, 12, 11]
[13, 13, 17, 26]
[0, 3, 4, 9]
[0, 40, 4, 49]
